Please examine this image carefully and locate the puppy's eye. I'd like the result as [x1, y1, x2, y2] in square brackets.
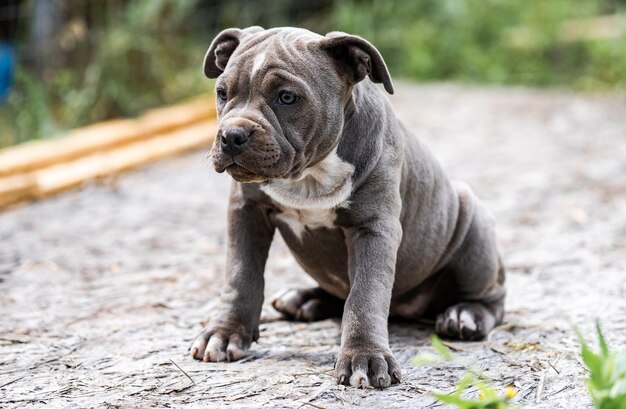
[277, 91, 298, 105]
[216, 89, 227, 102]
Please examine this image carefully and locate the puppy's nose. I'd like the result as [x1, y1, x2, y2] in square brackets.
[220, 128, 250, 156]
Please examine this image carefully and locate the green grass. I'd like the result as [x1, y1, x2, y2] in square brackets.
[0, 0, 207, 148]
[414, 323, 626, 409]
[413, 335, 517, 408]
[333, 0, 626, 90]
[577, 322, 626, 409]
[432, 373, 517, 409]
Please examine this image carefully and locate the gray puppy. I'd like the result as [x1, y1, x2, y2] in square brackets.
[191, 26, 505, 389]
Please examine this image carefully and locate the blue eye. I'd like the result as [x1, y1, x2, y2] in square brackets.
[277, 91, 298, 105]
[216, 89, 227, 101]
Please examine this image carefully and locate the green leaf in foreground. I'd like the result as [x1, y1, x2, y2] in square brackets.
[432, 373, 517, 409]
[412, 335, 455, 366]
[413, 335, 517, 408]
[576, 320, 626, 409]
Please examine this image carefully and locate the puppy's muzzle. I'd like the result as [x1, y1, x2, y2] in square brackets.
[220, 127, 251, 156]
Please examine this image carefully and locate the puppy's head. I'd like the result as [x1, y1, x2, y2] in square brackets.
[204, 26, 393, 183]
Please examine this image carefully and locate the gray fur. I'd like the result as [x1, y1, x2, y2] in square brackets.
[191, 27, 506, 389]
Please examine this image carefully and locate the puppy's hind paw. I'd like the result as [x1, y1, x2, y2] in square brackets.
[435, 302, 497, 341]
[271, 287, 343, 322]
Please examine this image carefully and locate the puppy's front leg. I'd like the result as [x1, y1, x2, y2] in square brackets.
[191, 184, 274, 362]
[335, 218, 402, 389]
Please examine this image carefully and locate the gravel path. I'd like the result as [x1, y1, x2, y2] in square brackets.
[1, 83, 625, 408]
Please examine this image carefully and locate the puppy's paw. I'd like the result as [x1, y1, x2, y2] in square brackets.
[334, 346, 401, 389]
[190, 326, 252, 363]
[435, 302, 496, 341]
[271, 287, 343, 322]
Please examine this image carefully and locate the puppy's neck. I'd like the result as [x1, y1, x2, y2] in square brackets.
[261, 148, 354, 210]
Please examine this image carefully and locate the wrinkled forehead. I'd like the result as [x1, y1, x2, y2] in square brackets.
[220, 28, 326, 86]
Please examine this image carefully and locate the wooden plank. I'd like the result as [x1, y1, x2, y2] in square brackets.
[0, 174, 35, 209]
[0, 98, 216, 177]
[34, 120, 217, 196]
[0, 120, 217, 208]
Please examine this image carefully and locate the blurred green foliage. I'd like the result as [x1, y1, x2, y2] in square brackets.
[577, 322, 626, 409]
[413, 335, 518, 408]
[1, 0, 208, 147]
[1, 0, 625, 147]
[334, 0, 626, 89]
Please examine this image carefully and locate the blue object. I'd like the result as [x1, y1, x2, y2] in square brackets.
[0, 42, 16, 103]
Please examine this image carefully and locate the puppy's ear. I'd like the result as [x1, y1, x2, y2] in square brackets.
[203, 26, 264, 78]
[319, 32, 394, 94]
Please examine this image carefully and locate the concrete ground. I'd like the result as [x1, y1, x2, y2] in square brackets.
[1, 83, 625, 408]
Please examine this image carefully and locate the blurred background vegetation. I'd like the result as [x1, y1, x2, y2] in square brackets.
[0, 0, 625, 148]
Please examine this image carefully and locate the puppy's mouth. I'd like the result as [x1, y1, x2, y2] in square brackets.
[224, 163, 268, 183]
[210, 145, 285, 183]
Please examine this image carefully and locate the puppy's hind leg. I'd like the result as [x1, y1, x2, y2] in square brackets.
[271, 287, 344, 322]
[435, 199, 506, 341]
[435, 277, 505, 340]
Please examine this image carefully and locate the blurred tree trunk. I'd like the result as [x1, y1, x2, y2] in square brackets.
[29, 0, 64, 76]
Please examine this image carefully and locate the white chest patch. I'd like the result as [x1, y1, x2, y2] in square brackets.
[261, 149, 354, 240]
[275, 207, 337, 239]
